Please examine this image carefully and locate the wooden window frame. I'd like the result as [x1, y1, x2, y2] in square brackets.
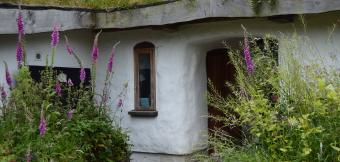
[134, 47, 156, 111]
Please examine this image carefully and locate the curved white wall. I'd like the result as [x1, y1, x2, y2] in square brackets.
[1, 10, 339, 158]
[96, 11, 340, 156]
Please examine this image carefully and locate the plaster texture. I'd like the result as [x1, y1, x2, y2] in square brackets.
[2, 0, 340, 34]
[0, 9, 94, 34]
[0, 5, 339, 162]
[94, 11, 340, 159]
[96, 0, 340, 29]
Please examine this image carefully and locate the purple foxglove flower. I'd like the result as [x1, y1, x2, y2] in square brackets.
[39, 109, 46, 137]
[16, 42, 24, 68]
[80, 67, 86, 82]
[4, 62, 12, 88]
[91, 32, 101, 63]
[117, 99, 123, 108]
[67, 109, 75, 120]
[64, 36, 73, 55]
[243, 33, 254, 74]
[51, 24, 60, 47]
[67, 79, 74, 86]
[55, 81, 61, 96]
[17, 12, 25, 38]
[107, 47, 115, 73]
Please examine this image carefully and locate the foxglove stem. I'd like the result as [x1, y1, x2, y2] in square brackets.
[80, 67, 86, 83]
[51, 24, 60, 48]
[50, 24, 59, 66]
[39, 109, 46, 137]
[55, 81, 62, 96]
[64, 36, 73, 55]
[91, 31, 101, 63]
[107, 42, 120, 74]
[17, 11, 25, 38]
[3, 61, 12, 89]
[16, 41, 24, 68]
[91, 31, 101, 93]
[243, 31, 254, 75]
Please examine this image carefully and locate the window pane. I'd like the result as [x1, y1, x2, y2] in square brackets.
[139, 54, 151, 108]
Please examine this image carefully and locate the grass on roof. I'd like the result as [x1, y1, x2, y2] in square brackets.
[2, 0, 166, 9]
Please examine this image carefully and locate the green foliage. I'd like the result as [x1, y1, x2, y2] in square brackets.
[206, 34, 340, 161]
[0, 66, 130, 161]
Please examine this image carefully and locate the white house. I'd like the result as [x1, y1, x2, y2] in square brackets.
[0, 0, 340, 161]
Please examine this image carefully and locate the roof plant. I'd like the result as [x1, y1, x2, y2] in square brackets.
[250, 0, 278, 15]
[2, 0, 166, 9]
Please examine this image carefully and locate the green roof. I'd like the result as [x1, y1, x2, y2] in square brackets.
[2, 0, 167, 9]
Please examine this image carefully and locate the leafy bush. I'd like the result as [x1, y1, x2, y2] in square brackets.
[206, 32, 340, 161]
[0, 11, 130, 162]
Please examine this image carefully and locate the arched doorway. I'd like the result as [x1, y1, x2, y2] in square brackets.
[206, 48, 242, 143]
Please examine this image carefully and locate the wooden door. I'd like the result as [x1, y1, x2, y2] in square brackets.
[206, 48, 242, 142]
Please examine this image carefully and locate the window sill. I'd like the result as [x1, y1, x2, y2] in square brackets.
[128, 110, 158, 117]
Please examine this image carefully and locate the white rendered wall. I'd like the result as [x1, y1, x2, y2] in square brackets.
[1, 10, 339, 160]
[96, 11, 340, 158]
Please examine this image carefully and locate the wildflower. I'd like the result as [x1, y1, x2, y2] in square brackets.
[107, 47, 115, 73]
[39, 109, 46, 137]
[16, 41, 24, 68]
[117, 99, 123, 108]
[243, 32, 254, 74]
[17, 12, 25, 38]
[67, 79, 74, 86]
[91, 32, 101, 63]
[51, 24, 60, 47]
[80, 67, 86, 82]
[55, 81, 61, 96]
[4, 62, 12, 88]
[65, 36, 73, 55]
[67, 109, 75, 120]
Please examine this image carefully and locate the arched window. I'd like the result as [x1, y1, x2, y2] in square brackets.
[133, 42, 156, 111]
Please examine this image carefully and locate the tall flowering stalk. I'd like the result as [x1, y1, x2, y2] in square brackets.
[80, 67, 86, 83]
[16, 41, 24, 68]
[243, 31, 254, 75]
[107, 42, 120, 74]
[17, 11, 25, 38]
[3, 61, 12, 89]
[91, 31, 102, 93]
[50, 24, 60, 66]
[64, 36, 83, 67]
[55, 81, 61, 96]
[101, 42, 120, 107]
[39, 109, 47, 137]
[16, 11, 25, 68]
[65, 36, 73, 55]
